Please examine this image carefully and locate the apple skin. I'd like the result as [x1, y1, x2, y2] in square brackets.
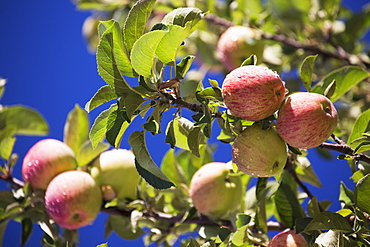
[232, 124, 287, 177]
[276, 92, 338, 149]
[269, 230, 308, 247]
[90, 149, 140, 201]
[188, 162, 243, 218]
[44, 170, 102, 230]
[22, 138, 78, 190]
[222, 65, 287, 121]
[217, 26, 264, 71]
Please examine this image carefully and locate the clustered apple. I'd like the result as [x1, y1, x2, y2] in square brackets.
[90, 148, 140, 201]
[222, 65, 287, 121]
[232, 124, 287, 177]
[221, 64, 338, 178]
[268, 229, 308, 247]
[276, 92, 338, 149]
[188, 162, 243, 218]
[22, 138, 77, 190]
[44, 170, 102, 230]
[217, 26, 265, 71]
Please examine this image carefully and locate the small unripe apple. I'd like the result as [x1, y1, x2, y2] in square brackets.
[276, 92, 338, 149]
[222, 65, 286, 121]
[232, 124, 287, 177]
[217, 26, 264, 71]
[22, 139, 77, 190]
[188, 162, 243, 218]
[44, 170, 102, 230]
[269, 229, 308, 247]
[90, 149, 140, 201]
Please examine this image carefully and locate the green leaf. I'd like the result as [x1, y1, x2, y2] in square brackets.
[90, 104, 117, 149]
[339, 182, 355, 206]
[106, 108, 133, 148]
[187, 126, 204, 157]
[123, 0, 157, 53]
[348, 108, 370, 148]
[156, 24, 195, 64]
[76, 140, 109, 167]
[176, 55, 195, 79]
[218, 227, 231, 242]
[0, 78, 6, 100]
[299, 54, 318, 92]
[105, 215, 143, 240]
[236, 214, 252, 228]
[355, 174, 370, 214]
[303, 211, 353, 232]
[0, 136, 16, 160]
[128, 131, 174, 189]
[165, 120, 176, 148]
[21, 218, 33, 246]
[274, 171, 306, 228]
[198, 87, 223, 101]
[130, 30, 167, 78]
[97, 20, 136, 78]
[63, 104, 89, 154]
[186, 238, 201, 247]
[231, 225, 250, 246]
[311, 66, 370, 102]
[295, 157, 322, 187]
[161, 149, 187, 187]
[173, 117, 194, 151]
[120, 91, 145, 120]
[0, 105, 49, 136]
[240, 55, 257, 66]
[307, 197, 321, 218]
[85, 85, 118, 113]
[0, 219, 9, 247]
[161, 7, 205, 31]
[96, 243, 108, 247]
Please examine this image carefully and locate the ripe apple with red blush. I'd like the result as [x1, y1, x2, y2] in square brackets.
[222, 65, 287, 121]
[189, 162, 243, 218]
[44, 170, 102, 230]
[22, 138, 77, 190]
[269, 229, 308, 247]
[276, 92, 338, 149]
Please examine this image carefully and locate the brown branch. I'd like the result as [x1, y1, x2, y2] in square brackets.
[319, 134, 370, 165]
[205, 14, 370, 68]
[0, 174, 25, 188]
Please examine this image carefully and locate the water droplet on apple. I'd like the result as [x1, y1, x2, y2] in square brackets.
[27, 161, 32, 167]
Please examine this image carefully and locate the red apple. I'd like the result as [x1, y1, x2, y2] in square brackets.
[222, 65, 287, 121]
[22, 139, 77, 190]
[44, 170, 102, 230]
[276, 92, 338, 149]
[189, 162, 243, 218]
[269, 229, 308, 247]
[217, 26, 264, 71]
[90, 149, 140, 201]
[232, 124, 288, 177]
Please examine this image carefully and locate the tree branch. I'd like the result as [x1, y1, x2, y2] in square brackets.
[319, 134, 370, 165]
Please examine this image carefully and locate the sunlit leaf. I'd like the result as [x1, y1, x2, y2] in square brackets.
[63, 104, 90, 154]
[97, 20, 136, 78]
[299, 54, 318, 92]
[339, 182, 355, 206]
[76, 140, 109, 167]
[355, 173, 370, 214]
[106, 107, 133, 148]
[303, 211, 352, 232]
[176, 55, 195, 79]
[123, 0, 157, 52]
[128, 131, 174, 189]
[0, 78, 6, 100]
[90, 104, 117, 149]
[130, 30, 167, 78]
[85, 85, 118, 113]
[348, 108, 370, 148]
[161, 7, 205, 31]
[105, 215, 143, 240]
[311, 66, 370, 102]
[161, 149, 187, 187]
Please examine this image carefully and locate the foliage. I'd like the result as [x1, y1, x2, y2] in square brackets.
[1, 0, 370, 246]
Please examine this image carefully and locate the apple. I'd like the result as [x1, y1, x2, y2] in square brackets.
[217, 26, 265, 71]
[90, 149, 140, 201]
[276, 92, 338, 149]
[232, 124, 287, 177]
[188, 162, 243, 218]
[44, 170, 102, 230]
[22, 138, 77, 190]
[269, 229, 308, 247]
[222, 65, 287, 121]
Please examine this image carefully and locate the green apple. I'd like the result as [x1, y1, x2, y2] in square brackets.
[222, 65, 287, 121]
[44, 170, 102, 230]
[276, 92, 338, 149]
[232, 124, 288, 177]
[269, 229, 308, 247]
[22, 138, 77, 190]
[188, 162, 243, 218]
[90, 149, 140, 201]
[217, 26, 265, 71]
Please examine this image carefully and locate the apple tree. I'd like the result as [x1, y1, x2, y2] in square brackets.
[1, 0, 370, 246]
